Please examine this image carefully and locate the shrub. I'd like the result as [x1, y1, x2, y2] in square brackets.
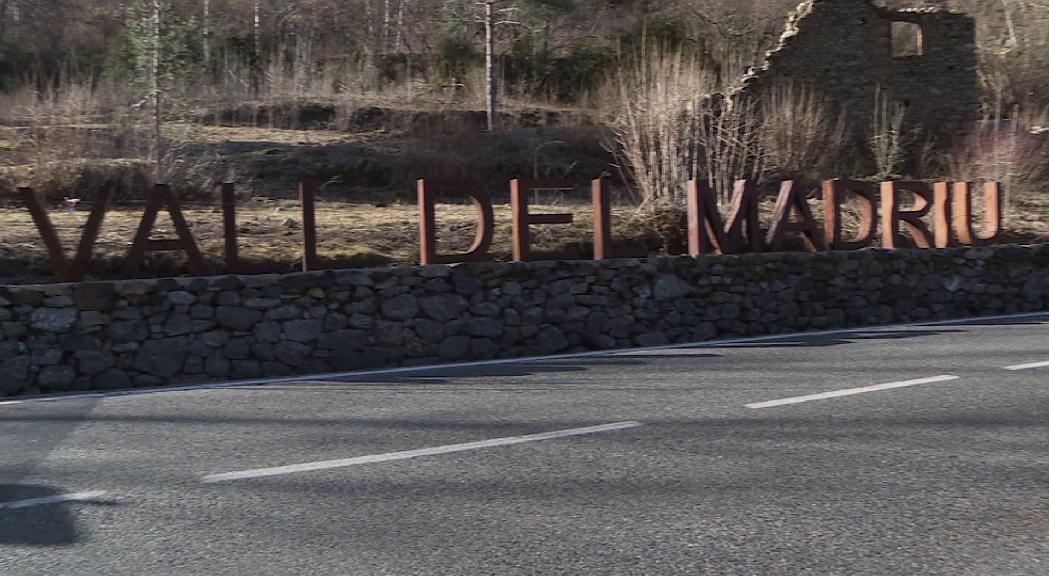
[869, 86, 908, 180]
[758, 80, 847, 185]
[605, 48, 718, 207]
[944, 105, 1049, 206]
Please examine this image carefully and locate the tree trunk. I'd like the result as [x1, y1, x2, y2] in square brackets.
[253, 2, 262, 58]
[394, 0, 404, 51]
[1001, 0, 1019, 47]
[252, 1, 261, 94]
[202, 0, 210, 71]
[364, 0, 373, 43]
[485, 0, 495, 132]
[382, 0, 390, 52]
[152, 0, 162, 180]
[9, 0, 18, 40]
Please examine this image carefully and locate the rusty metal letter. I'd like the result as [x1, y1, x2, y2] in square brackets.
[300, 181, 319, 271]
[880, 181, 934, 249]
[822, 179, 878, 251]
[591, 178, 613, 260]
[687, 179, 761, 255]
[932, 182, 953, 248]
[765, 181, 826, 252]
[221, 183, 240, 272]
[20, 186, 113, 282]
[418, 179, 495, 265]
[510, 178, 575, 261]
[21, 187, 70, 277]
[951, 182, 1003, 246]
[126, 184, 206, 275]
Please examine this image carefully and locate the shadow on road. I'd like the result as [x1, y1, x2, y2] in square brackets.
[0, 484, 114, 547]
[331, 356, 719, 384]
[710, 315, 1049, 349]
[713, 329, 958, 349]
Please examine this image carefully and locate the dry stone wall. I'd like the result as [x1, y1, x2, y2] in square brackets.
[2, 245, 1048, 397]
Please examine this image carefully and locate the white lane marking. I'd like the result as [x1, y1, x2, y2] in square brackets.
[1004, 360, 1049, 371]
[4, 310, 1048, 406]
[0, 491, 108, 510]
[746, 375, 960, 409]
[0, 400, 21, 406]
[202, 421, 643, 483]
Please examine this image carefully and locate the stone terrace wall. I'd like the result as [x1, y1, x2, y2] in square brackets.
[2, 245, 1048, 397]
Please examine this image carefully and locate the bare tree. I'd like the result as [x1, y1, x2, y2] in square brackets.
[202, 0, 210, 70]
[869, 87, 908, 180]
[152, 0, 162, 179]
[483, 0, 495, 131]
[476, 0, 524, 131]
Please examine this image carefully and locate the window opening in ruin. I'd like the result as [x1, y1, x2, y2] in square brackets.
[891, 21, 924, 57]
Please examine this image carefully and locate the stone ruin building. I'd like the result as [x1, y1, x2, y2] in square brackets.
[735, 0, 981, 146]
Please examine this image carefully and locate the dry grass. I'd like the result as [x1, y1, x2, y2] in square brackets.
[1, 191, 1047, 284]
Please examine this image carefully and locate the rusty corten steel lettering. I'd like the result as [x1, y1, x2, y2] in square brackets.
[766, 180, 826, 252]
[686, 179, 761, 255]
[932, 182, 953, 248]
[300, 181, 320, 271]
[17, 175, 1012, 280]
[20, 187, 67, 276]
[20, 186, 114, 282]
[126, 184, 206, 275]
[510, 178, 575, 262]
[951, 181, 1003, 246]
[417, 179, 495, 265]
[823, 179, 878, 251]
[591, 178, 612, 260]
[67, 186, 114, 281]
[880, 181, 935, 249]
[221, 182, 240, 272]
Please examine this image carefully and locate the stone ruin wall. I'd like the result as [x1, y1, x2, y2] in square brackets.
[735, 0, 981, 147]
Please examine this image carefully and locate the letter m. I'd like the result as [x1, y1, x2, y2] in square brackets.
[686, 180, 762, 255]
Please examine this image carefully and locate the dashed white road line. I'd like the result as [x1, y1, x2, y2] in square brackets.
[0, 491, 109, 511]
[1003, 360, 1049, 371]
[202, 421, 643, 483]
[746, 375, 960, 409]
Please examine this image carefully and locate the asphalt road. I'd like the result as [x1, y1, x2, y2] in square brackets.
[2, 314, 1049, 575]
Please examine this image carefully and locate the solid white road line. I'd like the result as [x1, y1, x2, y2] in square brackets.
[0, 491, 108, 511]
[0, 400, 21, 406]
[202, 421, 643, 483]
[745, 375, 960, 409]
[1004, 360, 1049, 371]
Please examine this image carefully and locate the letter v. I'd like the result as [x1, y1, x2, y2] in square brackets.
[20, 186, 113, 282]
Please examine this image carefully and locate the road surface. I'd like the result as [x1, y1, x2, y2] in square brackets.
[2, 313, 1049, 575]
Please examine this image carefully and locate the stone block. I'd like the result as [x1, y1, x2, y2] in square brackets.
[283, 319, 323, 343]
[216, 306, 263, 332]
[30, 308, 77, 333]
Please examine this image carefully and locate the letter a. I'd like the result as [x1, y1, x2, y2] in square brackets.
[766, 181, 826, 252]
[126, 184, 206, 275]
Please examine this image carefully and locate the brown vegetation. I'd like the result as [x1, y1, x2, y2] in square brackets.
[0, 0, 1045, 284]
